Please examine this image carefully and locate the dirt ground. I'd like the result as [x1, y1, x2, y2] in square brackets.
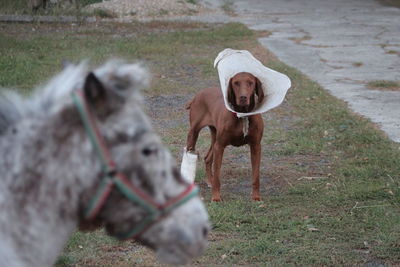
[144, 61, 331, 203]
[0, 21, 331, 199]
[85, 0, 215, 20]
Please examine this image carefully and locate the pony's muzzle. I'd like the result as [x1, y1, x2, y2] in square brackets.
[157, 222, 210, 265]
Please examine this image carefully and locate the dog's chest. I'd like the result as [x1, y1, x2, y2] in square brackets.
[229, 117, 249, 146]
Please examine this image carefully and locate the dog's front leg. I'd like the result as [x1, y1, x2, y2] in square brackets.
[250, 143, 261, 201]
[211, 142, 224, 202]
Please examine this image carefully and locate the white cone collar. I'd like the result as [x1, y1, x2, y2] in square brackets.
[214, 48, 291, 118]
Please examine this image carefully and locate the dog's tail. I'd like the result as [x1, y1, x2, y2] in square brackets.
[185, 98, 194, 110]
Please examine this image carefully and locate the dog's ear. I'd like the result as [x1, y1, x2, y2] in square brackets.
[255, 77, 264, 105]
[227, 78, 237, 109]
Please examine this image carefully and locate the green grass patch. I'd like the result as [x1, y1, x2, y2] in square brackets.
[221, 0, 235, 15]
[367, 80, 400, 91]
[79, 0, 103, 6]
[185, 0, 198, 4]
[0, 0, 27, 14]
[1, 21, 399, 266]
[91, 8, 116, 18]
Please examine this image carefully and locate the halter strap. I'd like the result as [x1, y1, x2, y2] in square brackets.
[71, 89, 199, 240]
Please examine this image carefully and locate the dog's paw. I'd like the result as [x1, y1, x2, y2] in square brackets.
[252, 196, 261, 201]
[211, 195, 222, 202]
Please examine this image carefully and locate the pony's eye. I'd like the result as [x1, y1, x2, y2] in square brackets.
[142, 146, 158, 156]
[113, 79, 129, 91]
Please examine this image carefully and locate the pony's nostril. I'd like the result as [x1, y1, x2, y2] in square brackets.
[202, 226, 209, 238]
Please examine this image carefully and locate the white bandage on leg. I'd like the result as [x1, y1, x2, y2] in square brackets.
[180, 147, 198, 183]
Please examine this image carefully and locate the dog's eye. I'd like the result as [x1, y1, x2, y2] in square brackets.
[234, 81, 240, 86]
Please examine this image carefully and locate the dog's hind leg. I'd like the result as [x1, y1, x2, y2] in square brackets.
[186, 124, 202, 152]
[204, 126, 216, 187]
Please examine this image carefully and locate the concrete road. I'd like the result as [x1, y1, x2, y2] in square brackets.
[197, 0, 400, 142]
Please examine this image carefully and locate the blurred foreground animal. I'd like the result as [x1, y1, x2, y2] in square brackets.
[0, 60, 209, 266]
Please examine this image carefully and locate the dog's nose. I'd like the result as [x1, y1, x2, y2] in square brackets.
[240, 96, 247, 104]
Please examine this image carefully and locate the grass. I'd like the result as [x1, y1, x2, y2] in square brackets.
[367, 80, 400, 91]
[221, 0, 235, 15]
[1, 21, 399, 266]
[1, 0, 27, 14]
[91, 8, 116, 18]
[185, 0, 198, 4]
[378, 0, 400, 8]
[79, 0, 103, 6]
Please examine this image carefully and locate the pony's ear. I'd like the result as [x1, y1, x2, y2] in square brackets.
[84, 72, 107, 109]
[255, 77, 264, 104]
[227, 78, 236, 108]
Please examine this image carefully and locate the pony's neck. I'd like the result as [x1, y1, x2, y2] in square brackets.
[0, 112, 98, 266]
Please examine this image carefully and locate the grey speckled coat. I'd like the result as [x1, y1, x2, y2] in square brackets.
[0, 60, 209, 266]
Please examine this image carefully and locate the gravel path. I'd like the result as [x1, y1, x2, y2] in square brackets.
[86, 0, 213, 20]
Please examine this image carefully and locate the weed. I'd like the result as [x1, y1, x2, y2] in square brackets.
[221, 0, 235, 15]
[352, 62, 363, 67]
[367, 80, 400, 91]
[79, 0, 103, 7]
[185, 0, 198, 4]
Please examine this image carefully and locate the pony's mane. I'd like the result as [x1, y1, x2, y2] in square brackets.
[0, 62, 88, 135]
[0, 91, 25, 135]
[0, 59, 150, 136]
[33, 61, 88, 114]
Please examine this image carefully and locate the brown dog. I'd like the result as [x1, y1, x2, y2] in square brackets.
[185, 72, 265, 202]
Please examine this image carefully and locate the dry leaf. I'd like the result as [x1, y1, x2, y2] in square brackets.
[307, 224, 319, 232]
